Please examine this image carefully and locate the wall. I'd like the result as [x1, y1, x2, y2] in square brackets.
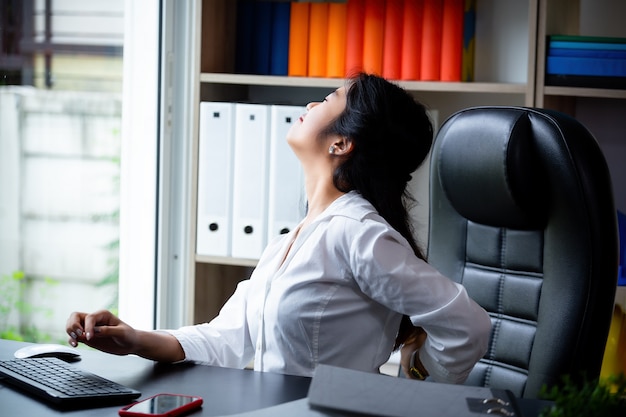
[578, 0, 626, 212]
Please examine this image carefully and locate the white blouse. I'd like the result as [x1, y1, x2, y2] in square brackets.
[166, 191, 491, 384]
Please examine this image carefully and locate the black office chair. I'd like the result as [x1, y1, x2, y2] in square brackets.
[427, 106, 618, 399]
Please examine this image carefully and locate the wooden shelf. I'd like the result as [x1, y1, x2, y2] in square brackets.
[199, 73, 528, 95]
[195, 254, 258, 268]
[543, 86, 626, 100]
[200, 73, 344, 88]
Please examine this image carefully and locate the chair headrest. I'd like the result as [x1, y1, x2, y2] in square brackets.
[435, 108, 548, 229]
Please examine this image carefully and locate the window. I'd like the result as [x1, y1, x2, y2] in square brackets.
[0, 0, 161, 341]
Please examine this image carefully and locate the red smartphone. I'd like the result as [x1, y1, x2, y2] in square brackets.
[119, 393, 203, 417]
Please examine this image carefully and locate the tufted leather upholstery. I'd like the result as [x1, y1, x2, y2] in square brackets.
[427, 106, 619, 399]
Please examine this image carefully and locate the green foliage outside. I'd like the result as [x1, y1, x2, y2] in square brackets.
[0, 270, 59, 343]
[0, 238, 119, 343]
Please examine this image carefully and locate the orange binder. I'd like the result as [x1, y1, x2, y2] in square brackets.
[308, 2, 330, 77]
[440, 0, 464, 81]
[345, 0, 365, 76]
[327, 2, 348, 78]
[382, 0, 404, 80]
[288, 2, 310, 77]
[400, 0, 423, 80]
[420, 0, 443, 81]
[362, 0, 385, 75]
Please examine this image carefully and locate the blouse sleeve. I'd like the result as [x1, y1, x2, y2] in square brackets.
[163, 279, 255, 369]
[348, 217, 492, 384]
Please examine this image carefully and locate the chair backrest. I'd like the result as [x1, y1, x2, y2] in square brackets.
[427, 106, 618, 398]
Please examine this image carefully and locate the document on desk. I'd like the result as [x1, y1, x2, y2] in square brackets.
[308, 364, 521, 417]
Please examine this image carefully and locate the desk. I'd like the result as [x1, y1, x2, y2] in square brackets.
[0, 339, 310, 416]
[1, 339, 550, 416]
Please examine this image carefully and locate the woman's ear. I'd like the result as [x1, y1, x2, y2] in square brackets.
[331, 136, 353, 156]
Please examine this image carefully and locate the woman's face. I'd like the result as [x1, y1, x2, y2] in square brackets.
[286, 86, 347, 161]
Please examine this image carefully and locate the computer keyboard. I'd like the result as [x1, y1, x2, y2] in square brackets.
[0, 357, 141, 407]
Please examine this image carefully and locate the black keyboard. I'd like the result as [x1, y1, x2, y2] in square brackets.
[0, 357, 141, 408]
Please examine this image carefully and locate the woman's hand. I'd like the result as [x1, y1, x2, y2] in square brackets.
[66, 310, 139, 356]
[66, 310, 185, 362]
[400, 326, 428, 379]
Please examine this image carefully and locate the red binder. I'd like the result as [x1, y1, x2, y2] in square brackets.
[440, 0, 464, 81]
[362, 0, 385, 75]
[420, 0, 443, 81]
[345, 0, 366, 76]
[401, 0, 423, 80]
[382, 0, 404, 80]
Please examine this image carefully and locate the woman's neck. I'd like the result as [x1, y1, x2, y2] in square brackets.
[302, 179, 345, 229]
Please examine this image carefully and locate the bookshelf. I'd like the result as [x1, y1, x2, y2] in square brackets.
[190, 0, 626, 323]
[535, 0, 626, 103]
[534, 0, 626, 215]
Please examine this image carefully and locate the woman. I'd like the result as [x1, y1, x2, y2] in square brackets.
[66, 73, 491, 384]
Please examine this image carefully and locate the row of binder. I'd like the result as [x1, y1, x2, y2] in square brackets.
[233, 0, 476, 81]
[196, 102, 306, 260]
[291, 0, 476, 81]
[545, 34, 626, 90]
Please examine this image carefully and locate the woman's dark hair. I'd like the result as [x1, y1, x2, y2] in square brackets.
[323, 72, 434, 349]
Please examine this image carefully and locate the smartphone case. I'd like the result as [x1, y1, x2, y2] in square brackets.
[119, 393, 203, 417]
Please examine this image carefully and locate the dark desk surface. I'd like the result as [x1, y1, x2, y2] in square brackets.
[0, 339, 311, 416]
[1, 339, 551, 417]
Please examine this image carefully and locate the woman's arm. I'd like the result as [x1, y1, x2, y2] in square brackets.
[351, 220, 492, 383]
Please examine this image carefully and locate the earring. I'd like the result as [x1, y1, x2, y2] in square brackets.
[328, 145, 336, 154]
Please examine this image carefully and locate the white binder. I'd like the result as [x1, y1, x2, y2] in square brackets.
[267, 105, 306, 240]
[231, 103, 271, 259]
[196, 102, 235, 257]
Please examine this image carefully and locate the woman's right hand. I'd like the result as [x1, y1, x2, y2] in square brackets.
[66, 310, 139, 356]
[400, 326, 429, 379]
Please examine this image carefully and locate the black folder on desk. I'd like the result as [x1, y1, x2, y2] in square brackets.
[308, 364, 521, 417]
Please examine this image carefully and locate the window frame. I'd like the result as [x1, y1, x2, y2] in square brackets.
[154, 0, 199, 329]
[118, 0, 161, 329]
